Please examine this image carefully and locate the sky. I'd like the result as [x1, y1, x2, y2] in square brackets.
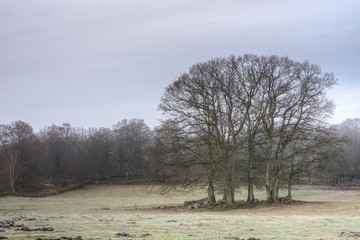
[1, 0, 359, 132]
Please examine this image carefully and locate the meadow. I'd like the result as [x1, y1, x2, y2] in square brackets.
[1, 184, 360, 240]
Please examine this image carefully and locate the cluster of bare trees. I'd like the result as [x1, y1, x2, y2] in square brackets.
[158, 54, 341, 203]
[333, 118, 360, 184]
[0, 119, 155, 193]
[0, 54, 358, 202]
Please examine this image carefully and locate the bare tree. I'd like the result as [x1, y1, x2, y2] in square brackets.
[154, 119, 220, 204]
[159, 56, 262, 203]
[87, 127, 113, 183]
[260, 57, 336, 202]
[284, 127, 342, 198]
[1, 147, 21, 193]
[39, 123, 75, 186]
[113, 119, 153, 178]
[0, 121, 38, 192]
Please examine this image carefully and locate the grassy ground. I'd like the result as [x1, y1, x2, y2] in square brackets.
[1, 184, 360, 240]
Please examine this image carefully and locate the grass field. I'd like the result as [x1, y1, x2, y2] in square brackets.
[1, 184, 360, 240]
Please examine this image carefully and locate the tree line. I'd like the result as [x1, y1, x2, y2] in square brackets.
[0, 119, 157, 194]
[0, 54, 359, 203]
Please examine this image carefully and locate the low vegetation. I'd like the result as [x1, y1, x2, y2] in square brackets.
[1, 184, 360, 239]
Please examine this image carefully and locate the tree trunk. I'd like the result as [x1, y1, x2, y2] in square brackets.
[6, 150, 19, 194]
[207, 173, 216, 205]
[125, 162, 129, 178]
[227, 184, 235, 204]
[273, 177, 280, 202]
[247, 140, 255, 203]
[264, 137, 274, 201]
[287, 160, 294, 199]
[9, 163, 16, 193]
[265, 161, 272, 200]
[227, 168, 235, 204]
[227, 177, 235, 203]
[273, 164, 283, 203]
[287, 177, 292, 199]
[222, 189, 228, 202]
[247, 184, 254, 203]
[247, 162, 255, 203]
[224, 154, 236, 204]
[224, 171, 235, 204]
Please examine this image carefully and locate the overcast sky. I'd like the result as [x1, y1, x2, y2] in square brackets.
[1, 0, 359, 131]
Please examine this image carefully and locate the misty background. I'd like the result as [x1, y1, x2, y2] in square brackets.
[1, 0, 359, 131]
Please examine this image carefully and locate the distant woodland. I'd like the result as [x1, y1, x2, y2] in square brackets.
[1, 55, 359, 203]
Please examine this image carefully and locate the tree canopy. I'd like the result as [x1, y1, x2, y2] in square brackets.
[159, 54, 338, 203]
